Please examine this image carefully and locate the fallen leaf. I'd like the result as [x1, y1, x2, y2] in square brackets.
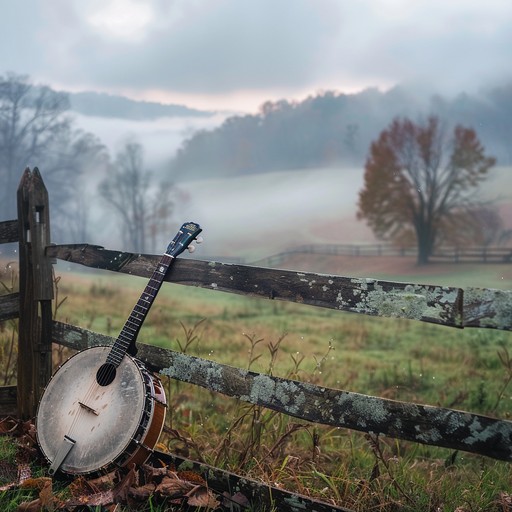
[155, 442, 169, 453]
[187, 485, 220, 510]
[17, 498, 42, 512]
[69, 476, 91, 496]
[128, 482, 156, 500]
[39, 479, 56, 512]
[112, 465, 138, 503]
[156, 474, 195, 496]
[142, 464, 168, 482]
[89, 469, 117, 488]
[81, 490, 116, 506]
[177, 469, 206, 485]
[19, 477, 52, 490]
[63, 489, 115, 508]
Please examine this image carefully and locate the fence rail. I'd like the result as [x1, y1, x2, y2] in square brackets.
[0, 292, 18, 321]
[45, 320, 512, 462]
[0, 219, 18, 244]
[1, 168, 512, 511]
[45, 243, 512, 331]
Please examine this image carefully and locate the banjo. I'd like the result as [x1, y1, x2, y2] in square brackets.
[36, 221, 202, 476]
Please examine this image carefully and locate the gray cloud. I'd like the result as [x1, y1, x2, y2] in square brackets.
[1, 0, 512, 108]
[40, 0, 341, 93]
[349, 3, 512, 92]
[1, 1, 45, 75]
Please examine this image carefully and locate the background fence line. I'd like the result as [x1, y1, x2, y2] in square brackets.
[251, 243, 512, 268]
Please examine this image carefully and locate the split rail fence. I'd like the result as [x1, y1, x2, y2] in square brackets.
[1, 168, 512, 511]
[254, 243, 512, 268]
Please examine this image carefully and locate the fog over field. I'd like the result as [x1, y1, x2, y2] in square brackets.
[70, 112, 512, 260]
[158, 167, 512, 260]
[176, 167, 377, 259]
[70, 113, 370, 257]
[66, 111, 512, 260]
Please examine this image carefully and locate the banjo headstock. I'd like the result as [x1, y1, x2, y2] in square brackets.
[165, 221, 203, 257]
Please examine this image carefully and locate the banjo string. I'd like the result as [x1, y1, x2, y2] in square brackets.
[67, 376, 101, 438]
[67, 351, 113, 438]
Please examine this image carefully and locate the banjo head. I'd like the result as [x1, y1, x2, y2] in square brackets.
[37, 346, 149, 475]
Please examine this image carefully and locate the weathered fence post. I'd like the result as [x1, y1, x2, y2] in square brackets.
[17, 168, 54, 419]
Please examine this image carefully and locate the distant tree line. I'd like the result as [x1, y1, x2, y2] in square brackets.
[69, 91, 210, 121]
[170, 85, 512, 178]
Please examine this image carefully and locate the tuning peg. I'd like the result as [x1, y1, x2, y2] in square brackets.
[187, 245, 196, 253]
[195, 236, 204, 244]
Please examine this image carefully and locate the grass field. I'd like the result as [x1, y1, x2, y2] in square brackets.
[1, 256, 512, 511]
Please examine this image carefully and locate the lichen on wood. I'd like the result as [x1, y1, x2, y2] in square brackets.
[138, 332, 512, 461]
[463, 287, 512, 330]
[46, 246, 473, 329]
[344, 278, 462, 323]
[51, 312, 512, 462]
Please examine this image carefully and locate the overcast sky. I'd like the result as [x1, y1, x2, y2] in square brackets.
[2, 0, 511, 112]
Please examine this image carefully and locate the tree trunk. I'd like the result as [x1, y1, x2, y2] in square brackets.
[417, 244, 430, 265]
[416, 225, 433, 265]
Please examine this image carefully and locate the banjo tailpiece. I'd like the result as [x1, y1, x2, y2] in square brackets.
[48, 435, 75, 475]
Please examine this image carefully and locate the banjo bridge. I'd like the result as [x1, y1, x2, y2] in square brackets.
[78, 401, 99, 415]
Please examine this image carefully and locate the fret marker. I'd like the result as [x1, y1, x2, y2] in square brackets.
[159, 266, 165, 273]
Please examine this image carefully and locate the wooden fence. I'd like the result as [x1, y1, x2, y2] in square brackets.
[1, 168, 512, 511]
[252, 243, 512, 268]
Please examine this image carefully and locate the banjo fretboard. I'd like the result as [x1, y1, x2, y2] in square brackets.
[105, 222, 202, 367]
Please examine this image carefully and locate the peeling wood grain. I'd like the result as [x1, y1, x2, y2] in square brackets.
[52, 321, 512, 461]
[17, 167, 54, 419]
[0, 219, 18, 244]
[0, 293, 19, 321]
[47, 244, 512, 330]
[47, 245, 465, 328]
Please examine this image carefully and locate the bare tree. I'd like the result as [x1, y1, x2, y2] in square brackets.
[147, 181, 175, 253]
[99, 141, 175, 253]
[0, 73, 105, 223]
[66, 190, 92, 244]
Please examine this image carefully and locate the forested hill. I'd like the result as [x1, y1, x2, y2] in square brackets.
[169, 84, 512, 180]
[68, 91, 213, 120]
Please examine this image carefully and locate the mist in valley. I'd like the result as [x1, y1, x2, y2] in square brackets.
[68, 112, 374, 259]
[69, 102, 512, 261]
[1, 77, 511, 265]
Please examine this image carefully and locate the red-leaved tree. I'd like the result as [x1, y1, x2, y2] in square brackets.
[357, 116, 496, 264]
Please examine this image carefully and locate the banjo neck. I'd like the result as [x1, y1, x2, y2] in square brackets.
[106, 222, 202, 367]
[106, 253, 173, 366]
